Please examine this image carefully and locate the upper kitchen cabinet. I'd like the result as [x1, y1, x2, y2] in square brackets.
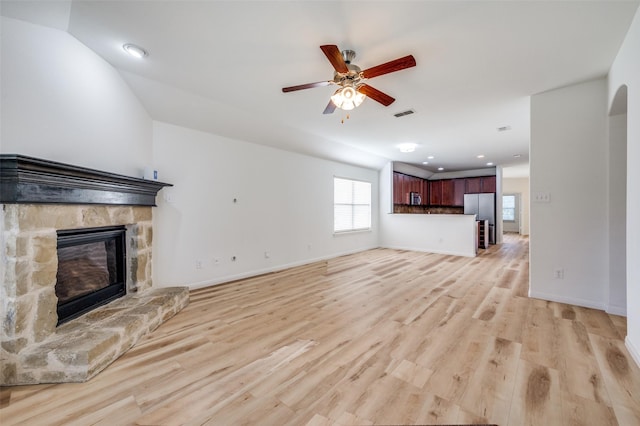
[392, 172, 401, 204]
[434, 178, 467, 206]
[480, 176, 496, 193]
[441, 179, 454, 206]
[429, 180, 443, 205]
[420, 179, 429, 205]
[466, 177, 481, 193]
[453, 179, 466, 206]
[466, 176, 496, 194]
[393, 172, 428, 205]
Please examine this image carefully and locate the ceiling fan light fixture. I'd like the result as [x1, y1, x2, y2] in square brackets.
[330, 86, 366, 111]
[343, 86, 356, 100]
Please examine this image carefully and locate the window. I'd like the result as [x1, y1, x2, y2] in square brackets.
[334, 177, 371, 233]
[502, 195, 516, 221]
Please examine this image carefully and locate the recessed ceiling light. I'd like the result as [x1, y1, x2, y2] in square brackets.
[513, 154, 521, 158]
[398, 143, 417, 153]
[486, 162, 494, 166]
[422, 161, 429, 165]
[123, 43, 148, 59]
[427, 155, 435, 159]
[477, 154, 485, 159]
[438, 167, 444, 171]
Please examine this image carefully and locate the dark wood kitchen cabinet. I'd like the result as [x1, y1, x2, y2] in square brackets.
[393, 172, 428, 205]
[393, 172, 495, 208]
[453, 178, 466, 206]
[435, 178, 465, 206]
[400, 173, 408, 203]
[441, 179, 455, 206]
[429, 180, 442, 205]
[420, 179, 429, 205]
[393, 172, 401, 204]
[465, 176, 496, 194]
[480, 176, 496, 193]
[466, 177, 481, 193]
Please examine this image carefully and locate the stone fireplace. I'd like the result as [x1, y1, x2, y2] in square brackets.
[1, 155, 189, 385]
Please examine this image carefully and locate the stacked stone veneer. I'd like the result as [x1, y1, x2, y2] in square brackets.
[1, 204, 189, 385]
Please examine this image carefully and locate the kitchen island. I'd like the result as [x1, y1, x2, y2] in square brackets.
[380, 213, 478, 257]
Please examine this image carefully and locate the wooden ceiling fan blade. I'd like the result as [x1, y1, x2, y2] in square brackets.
[320, 45, 349, 73]
[358, 84, 395, 106]
[362, 55, 416, 79]
[323, 100, 337, 114]
[282, 81, 331, 92]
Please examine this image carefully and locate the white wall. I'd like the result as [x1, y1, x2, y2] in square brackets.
[0, 17, 152, 176]
[608, 112, 627, 316]
[503, 177, 530, 235]
[151, 121, 379, 288]
[392, 162, 433, 180]
[530, 78, 609, 309]
[495, 166, 503, 244]
[0, 16, 380, 292]
[609, 8, 640, 365]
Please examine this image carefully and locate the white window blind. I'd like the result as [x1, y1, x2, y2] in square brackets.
[334, 177, 371, 233]
[502, 195, 515, 221]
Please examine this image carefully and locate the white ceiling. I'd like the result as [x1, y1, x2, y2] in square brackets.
[3, 1, 638, 174]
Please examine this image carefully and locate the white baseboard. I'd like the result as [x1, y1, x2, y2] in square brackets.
[528, 292, 627, 317]
[606, 304, 627, 316]
[528, 290, 606, 311]
[626, 336, 640, 368]
[185, 245, 379, 291]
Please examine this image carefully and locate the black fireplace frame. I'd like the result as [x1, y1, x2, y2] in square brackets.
[56, 226, 127, 325]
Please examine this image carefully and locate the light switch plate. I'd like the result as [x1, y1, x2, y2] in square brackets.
[534, 192, 551, 203]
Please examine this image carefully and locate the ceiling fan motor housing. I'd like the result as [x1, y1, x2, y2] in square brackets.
[342, 49, 357, 64]
[333, 52, 363, 87]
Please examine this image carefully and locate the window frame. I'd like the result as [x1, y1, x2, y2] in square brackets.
[502, 194, 516, 223]
[333, 176, 372, 234]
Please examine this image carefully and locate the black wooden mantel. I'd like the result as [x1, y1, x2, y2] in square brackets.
[0, 154, 172, 206]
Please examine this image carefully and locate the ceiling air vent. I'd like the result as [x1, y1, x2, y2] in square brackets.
[393, 109, 415, 118]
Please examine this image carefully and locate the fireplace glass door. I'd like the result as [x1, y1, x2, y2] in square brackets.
[55, 226, 126, 325]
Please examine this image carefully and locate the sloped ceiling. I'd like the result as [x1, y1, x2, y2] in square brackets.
[3, 1, 638, 174]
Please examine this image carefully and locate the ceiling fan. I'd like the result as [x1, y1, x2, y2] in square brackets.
[282, 45, 416, 114]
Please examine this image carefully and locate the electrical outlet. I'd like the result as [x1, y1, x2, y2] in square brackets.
[195, 260, 203, 269]
[553, 268, 564, 279]
[264, 251, 270, 259]
[212, 258, 219, 266]
[231, 256, 237, 262]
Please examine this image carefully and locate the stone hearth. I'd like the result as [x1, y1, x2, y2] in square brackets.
[1, 156, 189, 385]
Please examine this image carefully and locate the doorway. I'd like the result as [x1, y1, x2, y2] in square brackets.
[502, 194, 520, 234]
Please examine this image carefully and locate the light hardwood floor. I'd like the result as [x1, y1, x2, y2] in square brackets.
[2, 234, 639, 425]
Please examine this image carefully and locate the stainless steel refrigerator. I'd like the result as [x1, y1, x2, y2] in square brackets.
[464, 193, 496, 244]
